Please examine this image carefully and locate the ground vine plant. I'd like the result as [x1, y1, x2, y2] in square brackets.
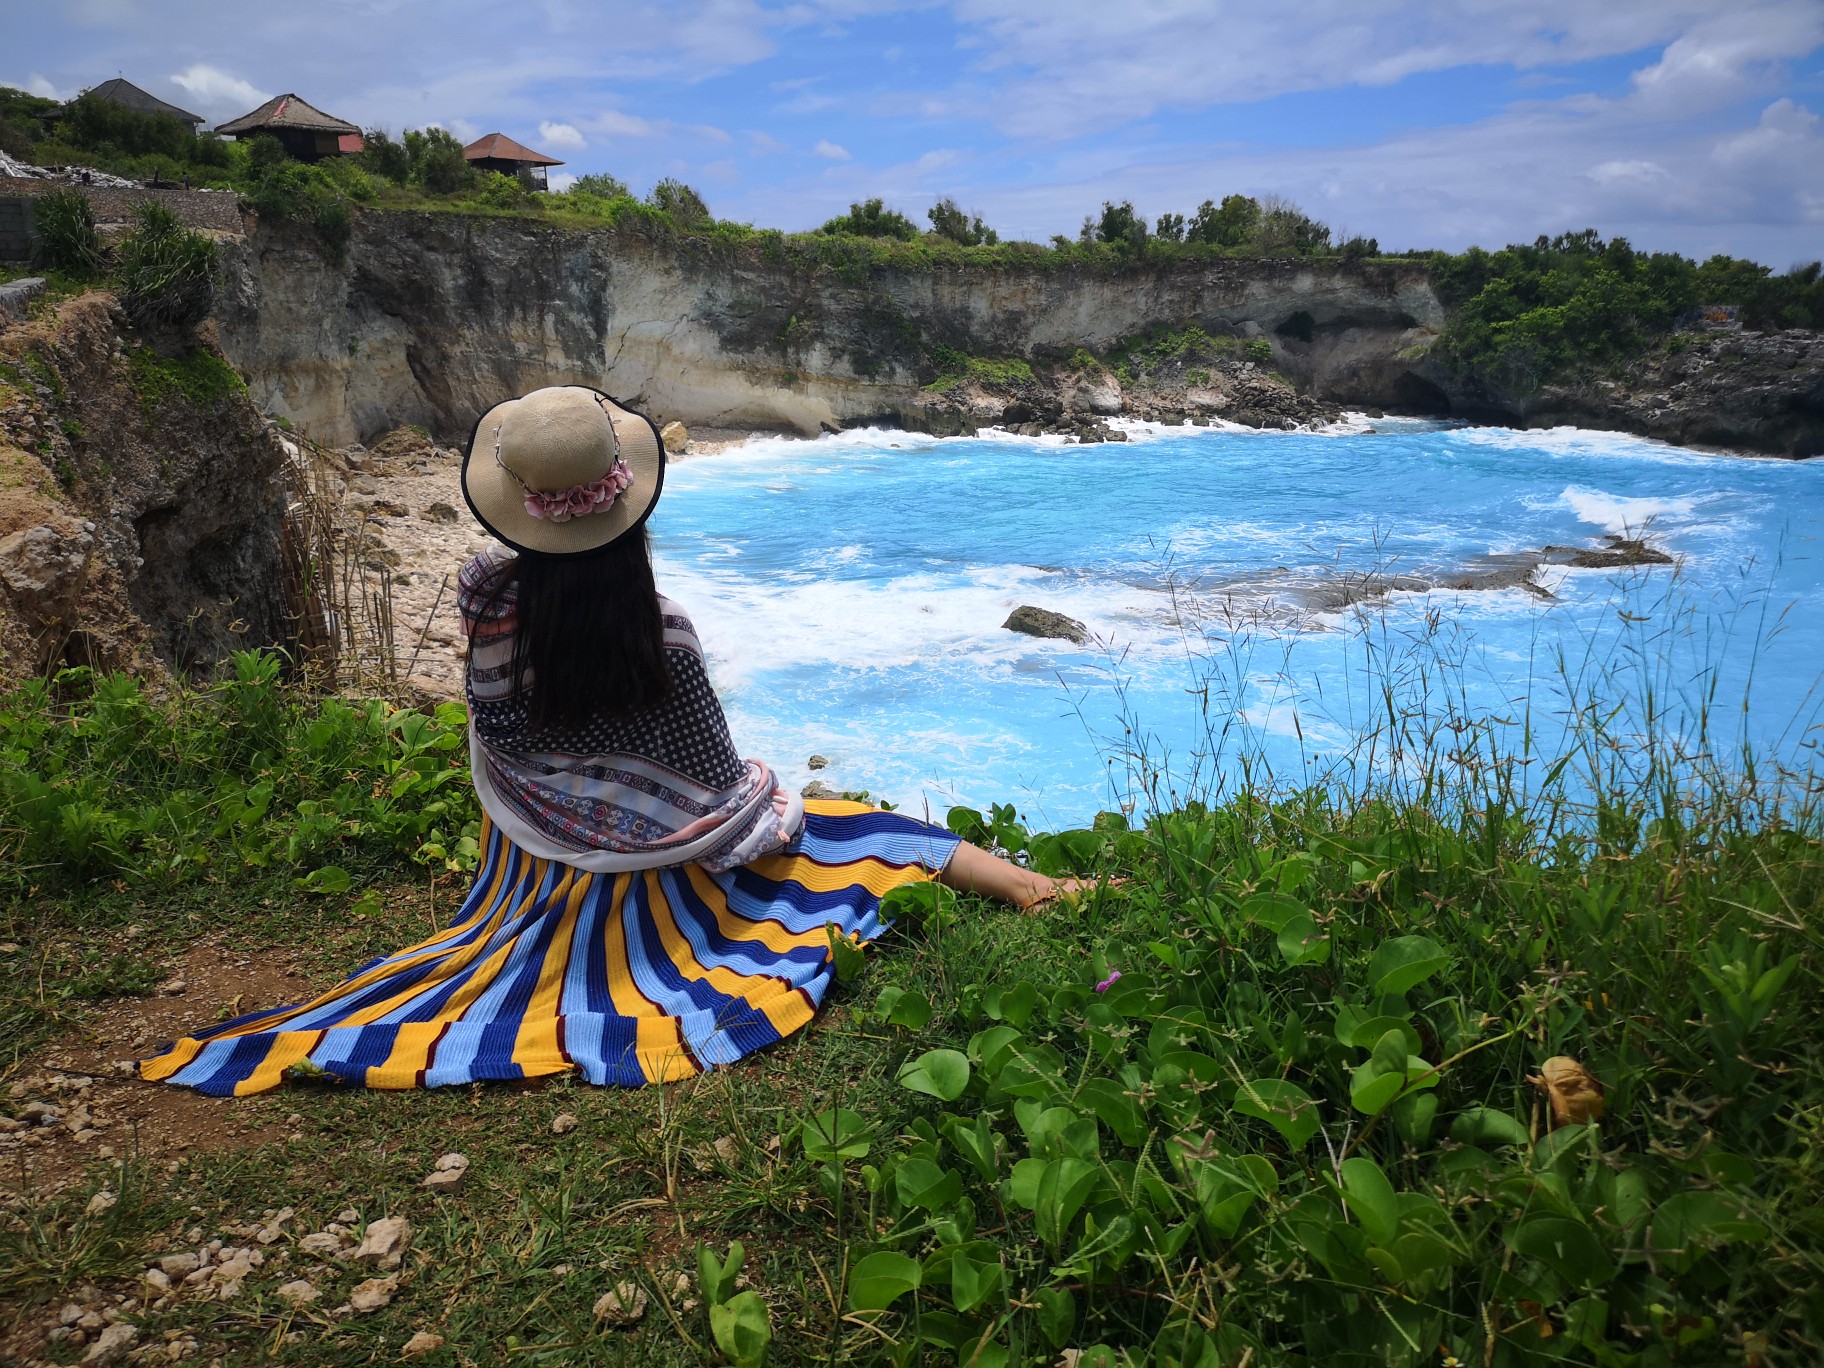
[0, 658, 1819, 1366]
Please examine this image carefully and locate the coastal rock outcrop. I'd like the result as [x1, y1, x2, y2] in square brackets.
[0, 292, 290, 682]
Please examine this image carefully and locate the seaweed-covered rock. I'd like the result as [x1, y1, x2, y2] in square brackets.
[1003, 605, 1087, 644]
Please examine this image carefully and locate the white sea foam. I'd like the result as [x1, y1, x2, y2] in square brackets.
[1555, 486, 1698, 534]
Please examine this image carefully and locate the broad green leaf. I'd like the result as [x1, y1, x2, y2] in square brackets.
[825, 925, 866, 983]
[946, 806, 991, 842]
[1034, 1157, 1101, 1248]
[1276, 911, 1331, 966]
[801, 1108, 870, 1161]
[708, 1290, 771, 1367]
[1077, 1078, 1146, 1147]
[1648, 1191, 1768, 1271]
[1349, 1064, 1404, 1117]
[942, 1113, 1000, 1183]
[846, 1251, 922, 1312]
[1509, 1217, 1616, 1289]
[1450, 1106, 1530, 1148]
[696, 1241, 744, 1307]
[1339, 1156, 1400, 1245]
[1340, 1013, 1422, 1052]
[1392, 1092, 1439, 1145]
[895, 1157, 964, 1211]
[1007, 1157, 1046, 1209]
[949, 1242, 1006, 1314]
[1032, 1286, 1076, 1348]
[1231, 1078, 1320, 1149]
[967, 1026, 1024, 1075]
[1368, 935, 1449, 997]
[1238, 891, 1304, 932]
[298, 864, 350, 895]
[875, 986, 933, 1030]
[898, 1048, 970, 1102]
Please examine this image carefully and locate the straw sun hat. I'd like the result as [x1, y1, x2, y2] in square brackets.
[460, 386, 666, 557]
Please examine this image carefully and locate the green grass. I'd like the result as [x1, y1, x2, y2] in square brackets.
[125, 343, 248, 414]
[0, 659, 1821, 1364]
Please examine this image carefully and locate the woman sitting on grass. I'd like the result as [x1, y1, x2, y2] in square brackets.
[144, 386, 1107, 1096]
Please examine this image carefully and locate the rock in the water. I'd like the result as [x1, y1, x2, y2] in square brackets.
[1084, 380, 1124, 415]
[1561, 536, 1675, 569]
[550, 1113, 579, 1136]
[348, 1275, 398, 1314]
[82, 1322, 138, 1364]
[594, 1282, 648, 1325]
[404, 1331, 446, 1356]
[807, 754, 828, 770]
[1003, 605, 1088, 645]
[659, 420, 689, 453]
[353, 1216, 412, 1271]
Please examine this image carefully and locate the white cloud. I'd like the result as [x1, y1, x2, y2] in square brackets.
[595, 110, 655, 139]
[547, 170, 578, 192]
[748, 130, 788, 153]
[169, 63, 268, 114]
[10, 73, 69, 100]
[538, 120, 587, 151]
[814, 138, 851, 160]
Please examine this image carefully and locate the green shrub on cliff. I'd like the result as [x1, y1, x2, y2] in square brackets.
[115, 201, 218, 331]
[31, 188, 108, 278]
[1433, 229, 1823, 389]
[820, 197, 920, 241]
[927, 197, 998, 246]
[648, 178, 712, 229]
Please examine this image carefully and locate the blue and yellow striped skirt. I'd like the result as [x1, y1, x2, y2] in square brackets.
[141, 800, 959, 1096]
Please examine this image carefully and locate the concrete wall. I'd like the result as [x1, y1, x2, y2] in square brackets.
[0, 197, 36, 263]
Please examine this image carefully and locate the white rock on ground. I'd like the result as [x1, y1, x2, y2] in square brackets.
[82, 1321, 138, 1364]
[353, 1216, 412, 1270]
[422, 1151, 470, 1193]
[551, 1113, 579, 1135]
[298, 1232, 344, 1259]
[275, 1280, 319, 1305]
[403, 1331, 446, 1356]
[348, 1275, 399, 1314]
[594, 1282, 648, 1325]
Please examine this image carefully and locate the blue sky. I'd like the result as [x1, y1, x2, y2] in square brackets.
[6, 0, 1822, 264]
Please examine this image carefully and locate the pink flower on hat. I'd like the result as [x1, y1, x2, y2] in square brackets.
[522, 460, 635, 522]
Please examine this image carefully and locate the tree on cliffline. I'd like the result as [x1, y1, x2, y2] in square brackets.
[927, 197, 998, 246]
[820, 198, 919, 240]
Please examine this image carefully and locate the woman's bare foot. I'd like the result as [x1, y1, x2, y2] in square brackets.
[1017, 875, 1127, 914]
[936, 840, 1126, 913]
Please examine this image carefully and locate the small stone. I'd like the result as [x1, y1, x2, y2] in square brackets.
[422, 1167, 466, 1194]
[78, 1311, 108, 1331]
[348, 1275, 398, 1314]
[670, 1272, 691, 1297]
[353, 1216, 412, 1270]
[274, 1280, 318, 1305]
[550, 1113, 579, 1136]
[86, 1189, 117, 1217]
[807, 754, 828, 770]
[83, 1321, 138, 1364]
[711, 1135, 739, 1165]
[336, 1208, 359, 1224]
[403, 1332, 445, 1357]
[48, 1325, 81, 1346]
[158, 1252, 200, 1277]
[158, 977, 188, 995]
[143, 1269, 171, 1293]
[22, 1101, 57, 1125]
[421, 502, 459, 523]
[298, 1232, 344, 1259]
[594, 1282, 648, 1325]
[659, 420, 689, 453]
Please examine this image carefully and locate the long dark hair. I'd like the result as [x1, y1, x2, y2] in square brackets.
[485, 530, 672, 731]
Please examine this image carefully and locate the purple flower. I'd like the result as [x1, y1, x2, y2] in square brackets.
[1094, 970, 1122, 993]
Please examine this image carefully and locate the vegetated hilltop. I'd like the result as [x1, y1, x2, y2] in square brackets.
[6, 86, 1822, 455]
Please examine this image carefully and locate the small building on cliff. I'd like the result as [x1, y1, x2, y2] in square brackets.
[49, 79, 205, 134]
[214, 95, 362, 161]
[462, 133, 563, 189]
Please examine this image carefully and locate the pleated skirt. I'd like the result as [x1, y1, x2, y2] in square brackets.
[141, 800, 960, 1096]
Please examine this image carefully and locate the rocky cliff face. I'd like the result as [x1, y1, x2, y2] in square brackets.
[1420, 328, 1824, 459]
[214, 215, 1448, 447]
[214, 211, 1821, 460]
[0, 293, 290, 683]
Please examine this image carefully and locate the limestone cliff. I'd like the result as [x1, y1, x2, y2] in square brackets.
[0, 293, 290, 683]
[214, 215, 1447, 447]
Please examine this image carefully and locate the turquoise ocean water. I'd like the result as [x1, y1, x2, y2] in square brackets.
[650, 420, 1824, 828]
